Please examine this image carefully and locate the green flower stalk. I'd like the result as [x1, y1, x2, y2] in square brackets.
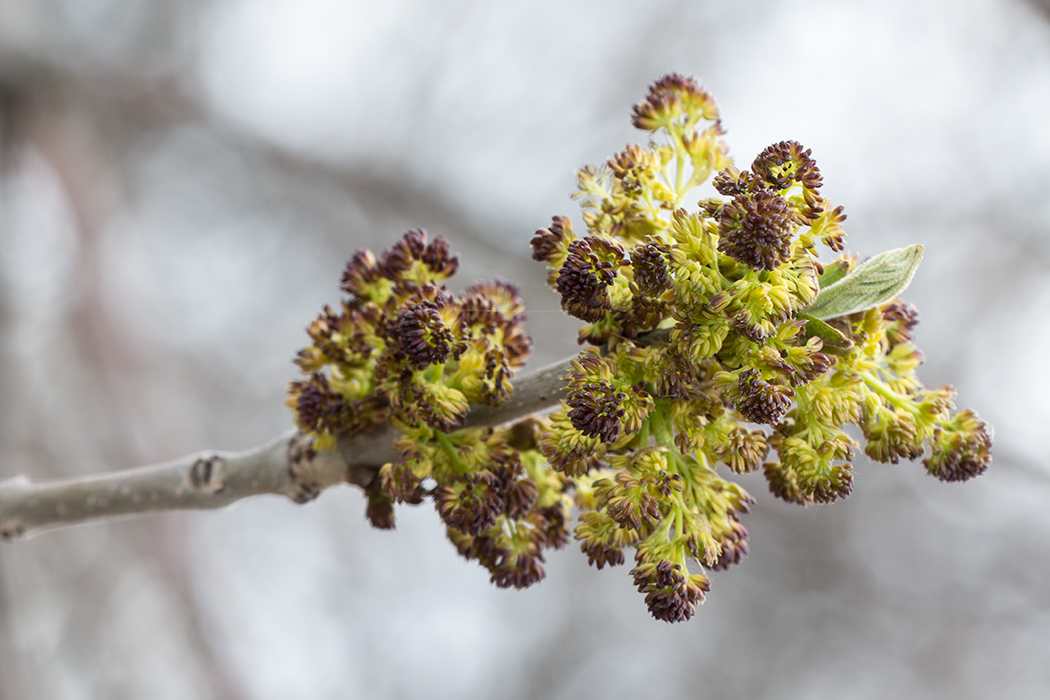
[288, 74, 991, 623]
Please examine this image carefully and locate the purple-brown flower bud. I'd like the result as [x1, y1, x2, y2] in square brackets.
[490, 551, 546, 590]
[806, 464, 854, 504]
[631, 73, 718, 131]
[535, 504, 571, 549]
[718, 189, 796, 271]
[379, 460, 427, 505]
[396, 301, 454, 370]
[717, 427, 770, 474]
[710, 518, 750, 571]
[340, 249, 383, 298]
[580, 539, 626, 569]
[543, 441, 607, 478]
[290, 373, 389, 437]
[750, 140, 822, 192]
[790, 351, 835, 387]
[291, 373, 342, 435]
[631, 558, 710, 623]
[608, 144, 656, 195]
[566, 381, 627, 444]
[531, 216, 574, 263]
[630, 238, 673, 298]
[574, 510, 631, 569]
[924, 410, 992, 482]
[405, 385, 469, 432]
[595, 473, 664, 531]
[763, 461, 807, 505]
[555, 237, 623, 322]
[380, 228, 427, 280]
[734, 369, 794, 425]
[421, 235, 459, 279]
[863, 415, 924, 464]
[882, 300, 920, 349]
[463, 280, 526, 321]
[459, 280, 532, 373]
[712, 166, 758, 197]
[434, 473, 505, 536]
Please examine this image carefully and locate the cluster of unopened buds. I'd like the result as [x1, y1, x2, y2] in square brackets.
[288, 74, 991, 622]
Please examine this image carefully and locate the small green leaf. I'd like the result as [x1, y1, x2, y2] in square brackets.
[797, 313, 855, 355]
[803, 244, 924, 321]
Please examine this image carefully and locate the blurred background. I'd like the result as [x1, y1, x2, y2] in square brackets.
[1, 0, 1049, 697]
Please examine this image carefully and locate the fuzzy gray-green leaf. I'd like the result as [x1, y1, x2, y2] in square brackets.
[803, 244, 924, 321]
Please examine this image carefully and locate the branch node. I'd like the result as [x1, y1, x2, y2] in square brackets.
[286, 431, 351, 504]
[188, 454, 226, 494]
[0, 522, 25, 542]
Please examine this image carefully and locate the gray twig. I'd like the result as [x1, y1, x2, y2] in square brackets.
[0, 357, 575, 541]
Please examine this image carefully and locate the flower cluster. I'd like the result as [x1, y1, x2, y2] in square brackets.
[288, 229, 572, 588]
[289, 74, 991, 625]
[290, 229, 530, 440]
[532, 74, 991, 622]
[387, 420, 572, 589]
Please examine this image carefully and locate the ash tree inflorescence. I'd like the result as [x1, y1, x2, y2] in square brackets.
[288, 74, 991, 623]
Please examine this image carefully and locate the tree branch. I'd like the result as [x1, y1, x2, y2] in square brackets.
[0, 357, 576, 541]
